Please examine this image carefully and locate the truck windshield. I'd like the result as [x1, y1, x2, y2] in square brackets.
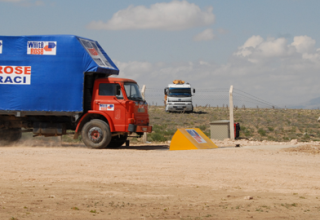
[124, 83, 143, 101]
[169, 88, 191, 97]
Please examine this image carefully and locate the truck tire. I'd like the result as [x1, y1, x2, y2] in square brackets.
[108, 134, 128, 149]
[0, 128, 22, 143]
[9, 128, 22, 142]
[81, 119, 111, 149]
[189, 105, 194, 113]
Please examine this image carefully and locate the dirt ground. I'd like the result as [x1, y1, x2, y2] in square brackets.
[1, 140, 320, 220]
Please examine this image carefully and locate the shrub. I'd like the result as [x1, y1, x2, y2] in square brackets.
[204, 131, 210, 137]
[258, 128, 266, 136]
[241, 126, 252, 137]
[268, 127, 274, 132]
[149, 133, 167, 142]
[267, 136, 276, 141]
[199, 124, 207, 131]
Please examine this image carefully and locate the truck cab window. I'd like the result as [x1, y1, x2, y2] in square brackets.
[99, 83, 123, 99]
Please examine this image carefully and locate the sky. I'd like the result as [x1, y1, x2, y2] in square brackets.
[1, 0, 320, 108]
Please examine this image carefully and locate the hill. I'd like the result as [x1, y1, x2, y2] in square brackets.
[289, 96, 320, 109]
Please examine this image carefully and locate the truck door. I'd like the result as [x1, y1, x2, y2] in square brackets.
[94, 83, 126, 131]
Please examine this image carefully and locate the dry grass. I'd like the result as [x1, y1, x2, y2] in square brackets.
[147, 106, 320, 142]
[283, 145, 320, 154]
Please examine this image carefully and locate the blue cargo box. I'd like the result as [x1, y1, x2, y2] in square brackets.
[0, 35, 119, 114]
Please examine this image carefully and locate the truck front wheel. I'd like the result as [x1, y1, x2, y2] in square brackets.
[108, 134, 128, 149]
[81, 119, 111, 149]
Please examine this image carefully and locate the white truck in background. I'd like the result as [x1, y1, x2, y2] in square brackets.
[164, 80, 195, 113]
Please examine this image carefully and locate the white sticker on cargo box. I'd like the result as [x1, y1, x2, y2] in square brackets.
[27, 41, 57, 55]
[99, 104, 114, 111]
[0, 40, 2, 54]
[79, 38, 113, 68]
[0, 66, 31, 85]
[186, 129, 207, 144]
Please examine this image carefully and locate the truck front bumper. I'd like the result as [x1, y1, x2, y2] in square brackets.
[167, 105, 193, 112]
[128, 124, 152, 133]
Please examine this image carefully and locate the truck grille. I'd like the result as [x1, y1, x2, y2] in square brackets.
[172, 100, 187, 102]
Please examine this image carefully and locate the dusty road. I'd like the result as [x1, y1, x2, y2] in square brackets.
[0, 142, 320, 220]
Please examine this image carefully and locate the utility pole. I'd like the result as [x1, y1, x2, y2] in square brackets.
[229, 85, 235, 140]
[141, 85, 147, 143]
[141, 85, 146, 99]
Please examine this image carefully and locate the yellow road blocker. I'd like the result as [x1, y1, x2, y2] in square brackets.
[170, 128, 218, 151]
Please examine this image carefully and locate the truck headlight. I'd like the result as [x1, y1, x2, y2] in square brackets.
[187, 103, 192, 105]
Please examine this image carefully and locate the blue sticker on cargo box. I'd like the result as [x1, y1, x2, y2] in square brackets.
[186, 129, 207, 143]
[99, 104, 114, 111]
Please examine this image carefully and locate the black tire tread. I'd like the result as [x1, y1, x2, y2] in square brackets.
[108, 134, 128, 149]
[0, 128, 22, 143]
[81, 119, 111, 149]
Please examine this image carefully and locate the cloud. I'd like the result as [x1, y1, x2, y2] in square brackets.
[87, 0, 215, 31]
[233, 35, 320, 64]
[258, 38, 288, 57]
[291, 35, 316, 53]
[193, 28, 215, 41]
[234, 35, 289, 60]
[115, 61, 154, 79]
[114, 35, 320, 107]
[234, 35, 264, 58]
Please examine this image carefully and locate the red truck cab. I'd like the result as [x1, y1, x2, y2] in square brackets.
[75, 77, 152, 149]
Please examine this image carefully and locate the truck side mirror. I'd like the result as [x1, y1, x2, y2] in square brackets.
[193, 88, 196, 93]
[164, 88, 168, 95]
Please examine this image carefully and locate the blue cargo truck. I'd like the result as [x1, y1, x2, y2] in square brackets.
[0, 35, 152, 148]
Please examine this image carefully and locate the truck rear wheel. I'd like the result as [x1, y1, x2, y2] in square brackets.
[108, 134, 128, 149]
[10, 128, 22, 141]
[81, 119, 111, 149]
[0, 128, 22, 143]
